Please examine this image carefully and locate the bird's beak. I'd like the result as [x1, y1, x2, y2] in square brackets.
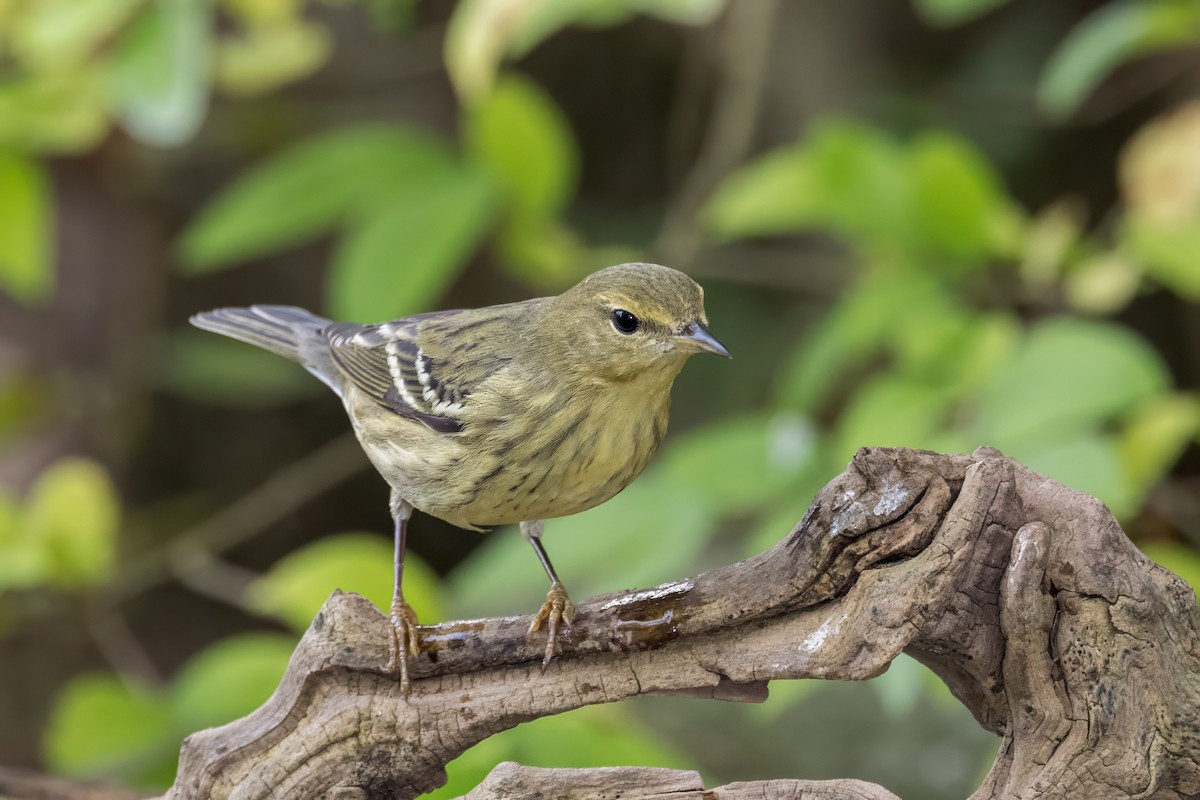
[675, 321, 731, 358]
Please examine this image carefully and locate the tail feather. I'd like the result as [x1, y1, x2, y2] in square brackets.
[190, 305, 340, 391]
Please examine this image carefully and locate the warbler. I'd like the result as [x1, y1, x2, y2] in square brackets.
[191, 262, 729, 691]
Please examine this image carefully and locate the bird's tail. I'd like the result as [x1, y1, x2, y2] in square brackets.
[190, 304, 331, 364]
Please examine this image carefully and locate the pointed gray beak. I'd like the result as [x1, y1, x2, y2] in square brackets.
[676, 321, 731, 358]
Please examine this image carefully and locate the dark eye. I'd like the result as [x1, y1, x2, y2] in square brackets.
[611, 308, 639, 334]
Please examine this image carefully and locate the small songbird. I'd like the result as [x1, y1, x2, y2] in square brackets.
[191, 262, 729, 691]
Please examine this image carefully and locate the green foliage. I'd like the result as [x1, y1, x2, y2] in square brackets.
[704, 120, 1021, 265]
[44, 632, 298, 789]
[913, 0, 1011, 27]
[43, 673, 176, 785]
[0, 150, 52, 304]
[330, 166, 494, 321]
[1140, 542, 1200, 597]
[114, 0, 211, 147]
[169, 633, 295, 730]
[0, 458, 120, 591]
[428, 703, 696, 800]
[247, 533, 444, 632]
[465, 73, 584, 284]
[1038, 0, 1200, 119]
[445, 0, 725, 100]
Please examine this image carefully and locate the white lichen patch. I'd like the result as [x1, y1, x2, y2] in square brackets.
[872, 483, 909, 517]
[600, 580, 694, 610]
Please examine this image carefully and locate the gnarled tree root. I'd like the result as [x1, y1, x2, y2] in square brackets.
[158, 447, 1200, 800]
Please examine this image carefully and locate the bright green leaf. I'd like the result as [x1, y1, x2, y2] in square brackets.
[706, 120, 911, 248]
[43, 674, 175, 780]
[429, 704, 694, 800]
[703, 144, 815, 240]
[216, 18, 333, 96]
[0, 150, 52, 303]
[913, 0, 1011, 27]
[0, 489, 44, 590]
[1013, 433, 1132, 518]
[975, 318, 1170, 446]
[1119, 393, 1200, 495]
[10, 0, 142, 69]
[466, 73, 577, 229]
[628, 0, 725, 25]
[156, 330, 318, 407]
[0, 69, 111, 153]
[246, 533, 444, 631]
[1139, 542, 1200, 597]
[24, 459, 119, 588]
[329, 168, 493, 321]
[1038, 1, 1200, 120]
[170, 633, 295, 729]
[908, 131, 1016, 263]
[1122, 216, 1200, 299]
[657, 414, 816, 517]
[115, 0, 211, 147]
[833, 376, 956, 464]
[1065, 251, 1143, 313]
[179, 125, 460, 270]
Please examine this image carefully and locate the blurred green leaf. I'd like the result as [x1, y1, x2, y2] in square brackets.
[1122, 217, 1200, 299]
[1064, 251, 1143, 313]
[446, 0, 721, 100]
[180, 125, 461, 270]
[834, 376, 956, 463]
[43, 674, 174, 781]
[1139, 542, 1200, 596]
[705, 120, 910, 247]
[702, 144, 815, 240]
[1015, 433, 1132, 518]
[156, 330, 318, 407]
[10, 0, 141, 69]
[329, 167, 493, 321]
[115, 0, 211, 147]
[0, 489, 44, 590]
[170, 633, 295, 730]
[450, 473, 712, 617]
[975, 318, 1169, 446]
[908, 131, 1017, 263]
[1038, 1, 1200, 120]
[429, 704, 695, 800]
[247, 533, 444, 632]
[913, 0, 1010, 27]
[466, 73, 577, 227]
[1119, 392, 1200, 495]
[216, 19, 333, 96]
[657, 413, 816, 517]
[24, 458, 119, 588]
[0, 150, 52, 303]
[0, 70, 111, 153]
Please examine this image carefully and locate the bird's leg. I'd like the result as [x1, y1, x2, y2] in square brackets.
[522, 519, 575, 666]
[384, 495, 420, 694]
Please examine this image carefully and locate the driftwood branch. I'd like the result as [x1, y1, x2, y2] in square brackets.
[153, 446, 1200, 800]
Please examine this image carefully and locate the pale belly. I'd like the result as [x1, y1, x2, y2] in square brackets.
[348, 386, 668, 530]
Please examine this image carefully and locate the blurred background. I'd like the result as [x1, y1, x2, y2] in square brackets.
[1, 0, 1199, 797]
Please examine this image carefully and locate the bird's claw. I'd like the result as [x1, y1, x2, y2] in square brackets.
[384, 598, 421, 695]
[528, 581, 575, 666]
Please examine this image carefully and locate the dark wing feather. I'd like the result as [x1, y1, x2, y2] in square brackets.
[324, 307, 519, 434]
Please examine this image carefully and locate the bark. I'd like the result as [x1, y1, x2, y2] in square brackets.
[153, 447, 1200, 800]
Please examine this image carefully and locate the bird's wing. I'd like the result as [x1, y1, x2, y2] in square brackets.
[324, 310, 509, 434]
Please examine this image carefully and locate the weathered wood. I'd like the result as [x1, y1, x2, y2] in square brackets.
[156, 447, 1200, 800]
[456, 762, 902, 800]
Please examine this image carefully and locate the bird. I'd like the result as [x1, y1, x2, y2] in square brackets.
[190, 262, 730, 692]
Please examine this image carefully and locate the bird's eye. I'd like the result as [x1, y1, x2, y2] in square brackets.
[611, 308, 639, 334]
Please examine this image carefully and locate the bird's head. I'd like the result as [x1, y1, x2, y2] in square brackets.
[545, 263, 729, 383]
